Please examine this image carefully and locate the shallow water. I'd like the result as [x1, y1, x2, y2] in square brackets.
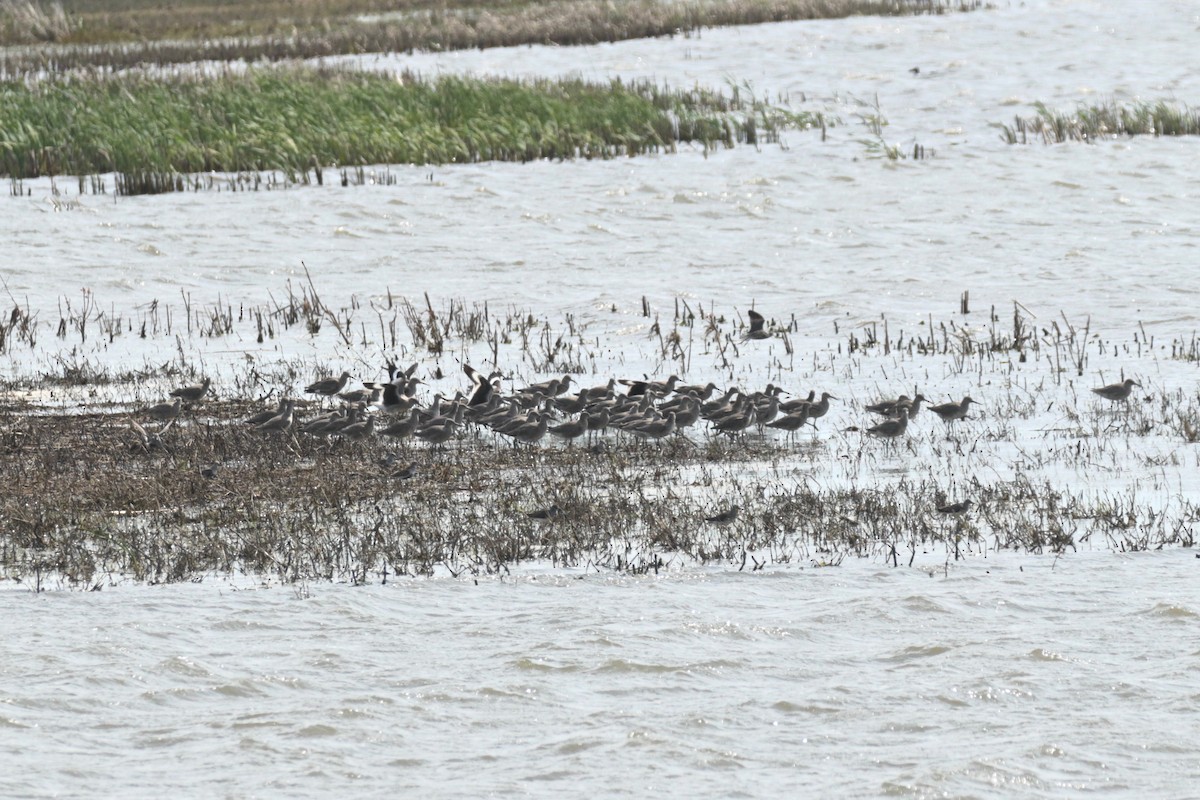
[4, 551, 1200, 798]
[4, 0, 1200, 795]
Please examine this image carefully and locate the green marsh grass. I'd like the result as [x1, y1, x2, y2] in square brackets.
[0, 67, 821, 193]
[1001, 100, 1200, 144]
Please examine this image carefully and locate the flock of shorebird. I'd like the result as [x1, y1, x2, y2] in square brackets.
[136, 331, 1143, 522]
[142, 357, 1142, 453]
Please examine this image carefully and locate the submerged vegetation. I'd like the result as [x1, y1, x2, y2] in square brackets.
[0, 0, 984, 77]
[1000, 100, 1200, 144]
[2, 287, 1198, 590]
[4, 400, 1193, 591]
[0, 68, 825, 194]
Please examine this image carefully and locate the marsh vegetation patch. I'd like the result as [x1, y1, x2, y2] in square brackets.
[3, 288, 1199, 590]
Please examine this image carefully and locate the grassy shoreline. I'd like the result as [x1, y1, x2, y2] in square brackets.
[1, 0, 984, 77]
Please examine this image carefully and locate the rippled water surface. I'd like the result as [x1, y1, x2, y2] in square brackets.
[4, 0, 1200, 795]
[4, 552, 1200, 798]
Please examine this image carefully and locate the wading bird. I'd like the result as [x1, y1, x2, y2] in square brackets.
[170, 376, 211, 404]
[1092, 378, 1140, 402]
[306, 370, 351, 396]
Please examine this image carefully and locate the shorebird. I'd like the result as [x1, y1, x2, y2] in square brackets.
[306, 370, 351, 396]
[621, 374, 679, 399]
[804, 392, 836, 428]
[463, 363, 498, 407]
[779, 390, 816, 415]
[750, 390, 781, 427]
[705, 505, 740, 525]
[928, 396, 977, 424]
[579, 378, 617, 402]
[420, 401, 464, 432]
[325, 404, 369, 436]
[389, 461, 418, 480]
[494, 408, 536, 436]
[244, 397, 288, 426]
[255, 399, 295, 433]
[390, 361, 420, 382]
[299, 408, 344, 436]
[549, 414, 590, 446]
[937, 500, 973, 515]
[337, 413, 375, 441]
[510, 414, 549, 446]
[128, 420, 167, 452]
[379, 455, 418, 479]
[376, 376, 422, 414]
[701, 387, 740, 419]
[146, 397, 182, 423]
[466, 393, 502, 423]
[414, 394, 446, 423]
[553, 392, 589, 414]
[338, 385, 381, 405]
[766, 406, 812, 439]
[380, 410, 421, 442]
[742, 309, 771, 341]
[630, 411, 676, 441]
[584, 407, 610, 437]
[1092, 378, 1140, 402]
[674, 381, 718, 401]
[528, 504, 564, 520]
[415, 419, 456, 447]
[865, 394, 909, 416]
[521, 375, 572, 398]
[660, 391, 693, 414]
[866, 407, 909, 439]
[170, 376, 211, 404]
[668, 396, 701, 430]
[893, 394, 927, 419]
[479, 398, 520, 430]
[713, 403, 756, 436]
[868, 394, 927, 420]
[609, 395, 654, 430]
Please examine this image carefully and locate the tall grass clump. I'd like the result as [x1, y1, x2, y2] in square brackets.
[0, 0, 71, 43]
[1000, 100, 1200, 144]
[0, 68, 808, 193]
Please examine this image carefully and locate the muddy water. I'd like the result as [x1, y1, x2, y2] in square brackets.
[3, 0, 1200, 796]
[4, 552, 1199, 797]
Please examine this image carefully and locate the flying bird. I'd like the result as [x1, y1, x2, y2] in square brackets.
[742, 309, 771, 341]
[464, 363, 497, 407]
